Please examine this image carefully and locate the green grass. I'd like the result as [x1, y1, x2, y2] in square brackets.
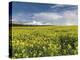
[9, 25, 78, 58]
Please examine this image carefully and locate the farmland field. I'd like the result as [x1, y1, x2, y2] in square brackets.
[9, 25, 78, 58]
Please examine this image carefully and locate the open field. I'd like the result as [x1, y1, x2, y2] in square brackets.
[9, 25, 78, 58]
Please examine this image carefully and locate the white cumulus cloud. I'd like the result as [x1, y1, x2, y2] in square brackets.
[51, 5, 65, 9]
[32, 12, 62, 20]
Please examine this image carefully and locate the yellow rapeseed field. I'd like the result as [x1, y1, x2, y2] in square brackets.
[9, 26, 78, 58]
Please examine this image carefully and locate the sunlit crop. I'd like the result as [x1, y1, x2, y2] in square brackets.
[9, 26, 78, 58]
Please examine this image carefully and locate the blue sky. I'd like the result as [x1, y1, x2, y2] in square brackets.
[10, 2, 78, 25]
